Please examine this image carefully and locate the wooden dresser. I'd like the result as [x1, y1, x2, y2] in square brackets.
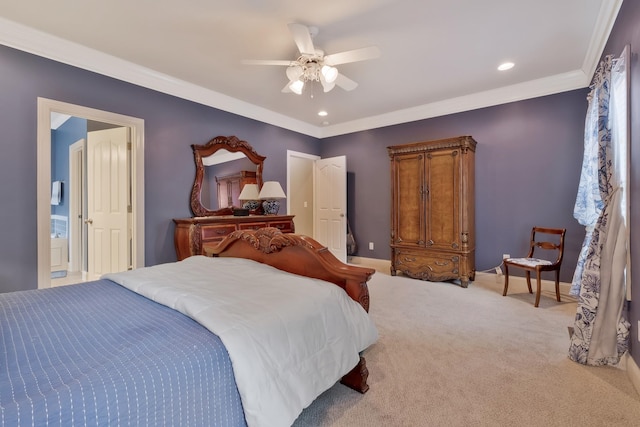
[388, 136, 476, 287]
[173, 215, 295, 260]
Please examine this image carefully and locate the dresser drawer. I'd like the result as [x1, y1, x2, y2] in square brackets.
[238, 220, 294, 232]
[201, 224, 237, 242]
[393, 249, 459, 281]
[266, 220, 294, 233]
[238, 221, 268, 231]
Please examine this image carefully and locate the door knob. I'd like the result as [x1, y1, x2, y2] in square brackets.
[84, 218, 93, 225]
[340, 213, 345, 217]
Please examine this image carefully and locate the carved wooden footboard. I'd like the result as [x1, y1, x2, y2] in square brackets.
[205, 227, 375, 393]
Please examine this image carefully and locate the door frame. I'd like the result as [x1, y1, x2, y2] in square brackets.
[68, 138, 84, 275]
[286, 150, 320, 236]
[287, 150, 347, 262]
[37, 98, 145, 289]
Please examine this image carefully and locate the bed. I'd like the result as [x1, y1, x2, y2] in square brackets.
[0, 228, 377, 427]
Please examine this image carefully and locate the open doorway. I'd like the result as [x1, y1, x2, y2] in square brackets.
[37, 98, 145, 289]
[287, 150, 319, 237]
[50, 123, 131, 287]
[286, 150, 347, 262]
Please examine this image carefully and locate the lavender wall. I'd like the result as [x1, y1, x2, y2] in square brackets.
[51, 117, 87, 220]
[597, 0, 640, 366]
[0, 44, 318, 293]
[320, 91, 588, 284]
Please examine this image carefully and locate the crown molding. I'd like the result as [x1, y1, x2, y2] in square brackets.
[581, 0, 624, 79]
[0, 17, 321, 138]
[321, 0, 622, 138]
[320, 69, 590, 138]
[0, 1, 620, 139]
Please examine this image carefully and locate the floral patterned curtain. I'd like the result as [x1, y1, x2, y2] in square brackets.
[568, 54, 629, 366]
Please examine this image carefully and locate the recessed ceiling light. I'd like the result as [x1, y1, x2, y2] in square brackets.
[498, 62, 515, 71]
[318, 110, 328, 117]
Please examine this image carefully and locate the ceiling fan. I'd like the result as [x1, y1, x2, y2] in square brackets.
[242, 23, 381, 94]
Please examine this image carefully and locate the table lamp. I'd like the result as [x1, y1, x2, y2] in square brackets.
[238, 183, 260, 212]
[258, 181, 286, 215]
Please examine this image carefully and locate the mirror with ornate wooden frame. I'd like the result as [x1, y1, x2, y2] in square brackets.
[190, 135, 265, 217]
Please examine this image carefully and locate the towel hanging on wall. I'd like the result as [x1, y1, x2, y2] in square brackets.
[51, 181, 62, 205]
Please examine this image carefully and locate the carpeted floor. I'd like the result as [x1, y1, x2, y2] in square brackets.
[293, 270, 640, 426]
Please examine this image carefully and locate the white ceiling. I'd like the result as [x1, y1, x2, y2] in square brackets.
[0, 0, 622, 138]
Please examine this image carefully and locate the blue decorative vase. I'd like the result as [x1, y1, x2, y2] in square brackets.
[262, 199, 281, 215]
[242, 200, 260, 211]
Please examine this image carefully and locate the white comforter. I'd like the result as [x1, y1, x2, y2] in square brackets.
[103, 256, 378, 427]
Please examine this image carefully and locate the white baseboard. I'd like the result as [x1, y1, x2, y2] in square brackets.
[348, 256, 391, 274]
[348, 259, 573, 293]
[475, 271, 575, 296]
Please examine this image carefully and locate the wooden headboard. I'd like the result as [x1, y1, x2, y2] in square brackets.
[205, 227, 374, 312]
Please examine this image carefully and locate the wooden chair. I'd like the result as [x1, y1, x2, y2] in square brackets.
[502, 227, 566, 307]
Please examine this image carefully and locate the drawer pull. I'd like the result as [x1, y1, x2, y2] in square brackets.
[403, 256, 416, 262]
[215, 230, 227, 235]
[435, 260, 449, 266]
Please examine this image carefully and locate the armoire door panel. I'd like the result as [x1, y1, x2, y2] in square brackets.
[427, 150, 460, 249]
[394, 154, 424, 245]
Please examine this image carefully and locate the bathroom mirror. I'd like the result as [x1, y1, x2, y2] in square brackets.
[190, 135, 265, 217]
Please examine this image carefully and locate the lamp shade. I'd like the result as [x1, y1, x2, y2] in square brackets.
[238, 183, 259, 201]
[289, 79, 304, 95]
[320, 78, 335, 93]
[321, 65, 338, 83]
[286, 65, 303, 81]
[259, 181, 286, 200]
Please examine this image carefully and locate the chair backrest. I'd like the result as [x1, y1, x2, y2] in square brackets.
[527, 227, 566, 266]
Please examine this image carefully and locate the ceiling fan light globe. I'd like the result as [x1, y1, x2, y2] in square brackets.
[321, 65, 338, 83]
[289, 79, 304, 95]
[286, 65, 303, 81]
[320, 79, 335, 92]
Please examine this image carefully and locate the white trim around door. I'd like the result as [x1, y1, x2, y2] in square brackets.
[37, 98, 145, 289]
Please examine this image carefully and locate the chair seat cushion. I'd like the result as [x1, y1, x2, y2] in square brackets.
[506, 257, 552, 268]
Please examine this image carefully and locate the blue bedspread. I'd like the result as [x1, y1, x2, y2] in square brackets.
[0, 280, 246, 426]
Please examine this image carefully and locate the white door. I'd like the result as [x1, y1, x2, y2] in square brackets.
[87, 127, 130, 280]
[314, 156, 347, 262]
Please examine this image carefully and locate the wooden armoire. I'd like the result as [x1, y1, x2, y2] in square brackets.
[216, 170, 257, 209]
[388, 136, 476, 287]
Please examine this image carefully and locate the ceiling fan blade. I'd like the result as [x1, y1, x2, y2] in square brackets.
[288, 23, 315, 55]
[335, 73, 358, 91]
[324, 46, 381, 66]
[242, 59, 292, 66]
